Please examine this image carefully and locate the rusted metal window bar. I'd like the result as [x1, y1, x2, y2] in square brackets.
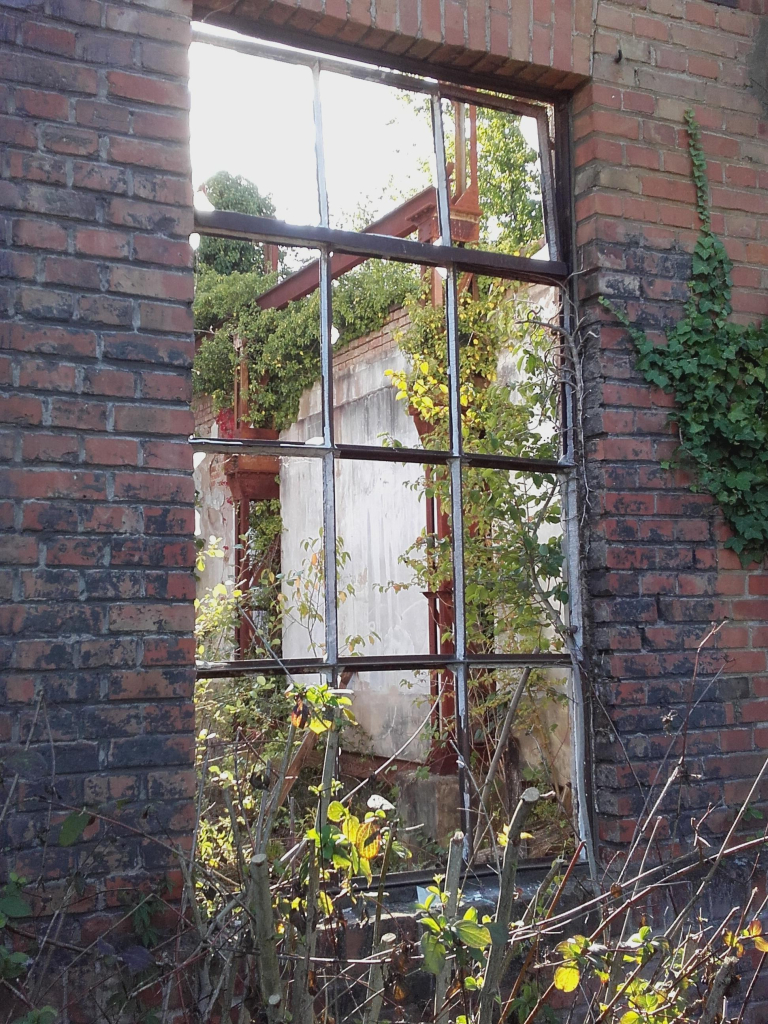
[190, 31, 576, 852]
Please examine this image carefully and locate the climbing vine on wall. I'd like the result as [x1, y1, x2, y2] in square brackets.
[603, 111, 768, 565]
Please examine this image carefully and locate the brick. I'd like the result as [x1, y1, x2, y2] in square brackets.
[13, 218, 68, 251]
[132, 234, 193, 268]
[138, 302, 194, 334]
[0, 115, 37, 149]
[77, 294, 133, 327]
[72, 161, 130, 195]
[132, 109, 189, 143]
[107, 266, 193, 301]
[7, 323, 97, 359]
[101, 333, 193, 367]
[107, 70, 189, 110]
[14, 87, 69, 121]
[105, 5, 190, 45]
[141, 439, 192, 471]
[106, 198, 190, 236]
[21, 21, 77, 57]
[113, 471, 194, 503]
[113, 405, 194, 435]
[19, 360, 77, 392]
[75, 99, 131, 133]
[46, 537, 109, 566]
[0, 468, 107, 501]
[41, 125, 98, 156]
[48, 398, 108, 432]
[44, 255, 100, 290]
[76, 30, 134, 66]
[108, 136, 189, 175]
[132, 172, 192, 206]
[74, 227, 131, 259]
[81, 367, 135, 398]
[0, 394, 43, 426]
[83, 437, 139, 466]
[7, 151, 68, 186]
[4, 51, 98, 95]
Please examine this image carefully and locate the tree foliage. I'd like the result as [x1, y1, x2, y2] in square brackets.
[196, 170, 276, 276]
[475, 108, 543, 253]
[193, 256, 420, 427]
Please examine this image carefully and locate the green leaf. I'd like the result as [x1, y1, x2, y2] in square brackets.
[454, 920, 492, 949]
[327, 801, 345, 823]
[0, 896, 31, 919]
[58, 810, 91, 847]
[487, 922, 509, 946]
[553, 964, 580, 993]
[421, 932, 447, 975]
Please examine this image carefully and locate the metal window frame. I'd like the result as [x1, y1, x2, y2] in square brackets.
[190, 26, 580, 853]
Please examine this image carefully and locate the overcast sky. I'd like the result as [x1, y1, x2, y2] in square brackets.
[189, 34, 435, 228]
[189, 30, 541, 233]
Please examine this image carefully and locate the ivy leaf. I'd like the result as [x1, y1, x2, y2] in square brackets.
[2, 750, 48, 782]
[58, 810, 92, 847]
[119, 944, 156, 975]
[0, 895, 31, 919]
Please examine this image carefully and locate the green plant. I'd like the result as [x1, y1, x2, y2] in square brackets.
[196, 170, 276, 276]
[193, 252, 419, 424]
[602, 111, 768, 565]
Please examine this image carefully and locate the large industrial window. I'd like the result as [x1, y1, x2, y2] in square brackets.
[190, 27, 591, 872]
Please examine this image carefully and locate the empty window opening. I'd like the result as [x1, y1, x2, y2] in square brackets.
[189, 27, 589, 874]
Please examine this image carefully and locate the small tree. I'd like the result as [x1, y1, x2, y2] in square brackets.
[196, 170, 276, 276]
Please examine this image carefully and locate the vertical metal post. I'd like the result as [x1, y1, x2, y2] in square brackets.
[431, 95, 472, 848]
[536, 110, 560, 263]
[313, 64, 338, 675]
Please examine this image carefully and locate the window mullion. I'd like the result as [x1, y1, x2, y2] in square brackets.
[312, 66, 338, 673]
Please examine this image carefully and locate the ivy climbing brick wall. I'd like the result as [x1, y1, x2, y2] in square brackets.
[0, 0, 196, 932]
[1, 0, 768, 1012]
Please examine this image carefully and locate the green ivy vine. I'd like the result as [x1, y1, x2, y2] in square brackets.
[603, 111, 768, 565]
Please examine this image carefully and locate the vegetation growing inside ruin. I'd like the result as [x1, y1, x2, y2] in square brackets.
[604, 112, 768, 566]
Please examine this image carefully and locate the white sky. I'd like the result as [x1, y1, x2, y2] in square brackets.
[189, 38, 433, 228]
[189, 32, 540, 231]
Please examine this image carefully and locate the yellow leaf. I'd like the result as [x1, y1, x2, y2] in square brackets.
[754, 936, 768, 952]
[520, 832, 533, 840]
[747, 920, 763, 937]
[554, 965, 580, 993]
[420, 361, 429, 374]
[355, 821, 381, 859]
[317, 891, 333, 916]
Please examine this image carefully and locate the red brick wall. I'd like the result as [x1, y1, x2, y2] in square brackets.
[0, 0, 196, 924]
[2, 0, 768, 1004]
[191, 0, 768, 863]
